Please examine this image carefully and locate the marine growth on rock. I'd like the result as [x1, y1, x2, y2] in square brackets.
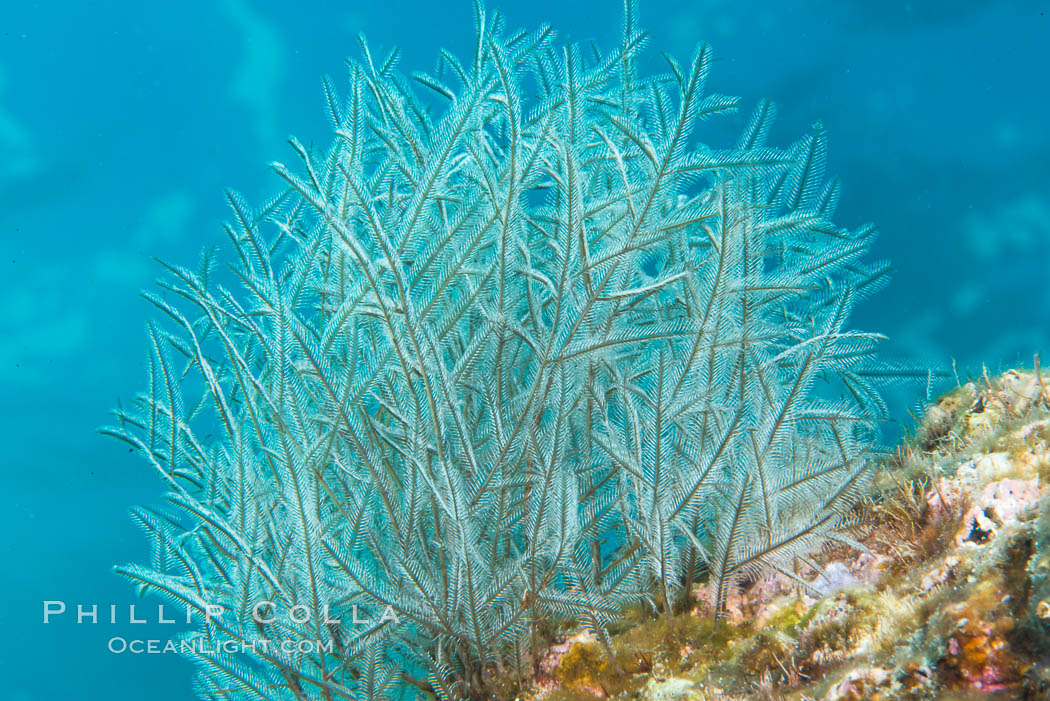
[105, 4, 908, 699]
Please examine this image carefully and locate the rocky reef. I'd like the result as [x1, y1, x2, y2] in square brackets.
[522, 366, 1050, 700]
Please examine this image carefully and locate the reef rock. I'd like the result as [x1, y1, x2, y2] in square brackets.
[642, 677, 697, 701]
[955, 476, 1041, 546]
[524, 367, 1050, 701]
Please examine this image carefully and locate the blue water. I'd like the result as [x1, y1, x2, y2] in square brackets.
[0, 1, 1046, 698]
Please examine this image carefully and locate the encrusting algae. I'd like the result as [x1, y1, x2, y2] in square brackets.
[517, 365, 1050, 700]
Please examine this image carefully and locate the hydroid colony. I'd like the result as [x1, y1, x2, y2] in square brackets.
[106, 4, 905, 698]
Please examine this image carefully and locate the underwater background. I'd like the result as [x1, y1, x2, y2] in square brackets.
[0, 1, 1046, 699]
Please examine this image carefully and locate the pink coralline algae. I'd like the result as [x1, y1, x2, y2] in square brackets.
[955, 477, 1041, 546]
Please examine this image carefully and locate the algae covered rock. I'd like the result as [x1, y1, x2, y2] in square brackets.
[527, 366, 1050, 701]
[821, 667, 892, 701]
[643, 676, 697, 701]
